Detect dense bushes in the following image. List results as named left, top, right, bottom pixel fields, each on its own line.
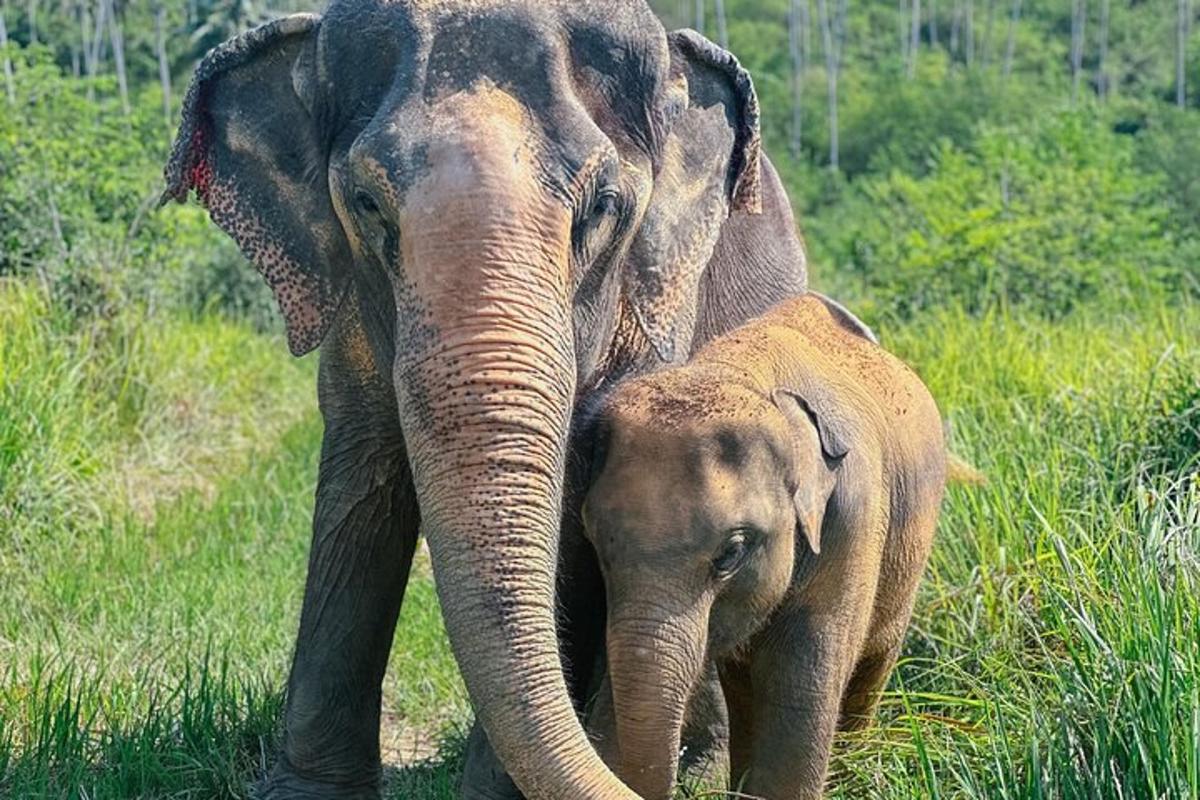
left=804, top=109, right=1199, bottom=320
left=0, top=47, right=274, bottom=329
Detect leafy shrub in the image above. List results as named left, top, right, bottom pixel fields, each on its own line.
left=810, top=111, right=1198, bottom=319
left=1138, top=106, right=1200, bottom=234
left=1142, top=359, right=1200, bottom=478
left=0, top=46, right=273, bottom=328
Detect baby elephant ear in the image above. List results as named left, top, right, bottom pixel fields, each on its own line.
left=163, top=14, right=351, bottom=356
left=772, top=389, right=850, bottom=555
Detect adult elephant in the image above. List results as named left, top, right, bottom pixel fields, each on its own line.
left=163, top=1, right=807, bottom=798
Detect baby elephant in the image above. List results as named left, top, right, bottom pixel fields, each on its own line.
left=583, top=294, right=948, bottom=800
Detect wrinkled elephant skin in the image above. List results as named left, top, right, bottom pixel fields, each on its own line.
left=163, top=2, right=808, bottom=798
left=585, top=294, right=947, bottom=799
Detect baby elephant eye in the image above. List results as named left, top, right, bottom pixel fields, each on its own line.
left=712, top=532, right=751, bottom=579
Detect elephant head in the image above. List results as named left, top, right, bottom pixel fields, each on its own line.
left=582, top=372, right=844, bottom=799
left=163, top=2, right=765, bottom=796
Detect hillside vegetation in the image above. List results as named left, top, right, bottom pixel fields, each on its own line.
left=1, top=0, right=1197, bottom=797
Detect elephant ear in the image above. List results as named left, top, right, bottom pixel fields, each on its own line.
left=162, top=14, right=351, bottom=357
left=810, top=291, right=880, bottom=345
left=771, top=388, right=849, bottom=556
left=625, top=29, right=763, bottom=364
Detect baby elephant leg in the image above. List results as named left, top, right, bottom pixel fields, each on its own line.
left=582, top=671, right=622, bottom=770
left=739, top=612, right=866, bottom=800
left=839, top=640, right=903, bottom=731
left=840, top=501, right=940, bottom=732
left=679, top=662, right=731, bottom=784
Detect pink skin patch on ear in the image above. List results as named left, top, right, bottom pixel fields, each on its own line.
left=187, top=128, right=215, bottom=202
left=190, top=153, right=333, bottom=354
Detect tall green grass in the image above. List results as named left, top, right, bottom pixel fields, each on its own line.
left=0, top=281, right=464, bottom=798
left=1, top=279, right=1197, bottom=798
left=822, top=302, right=1200, bottom=800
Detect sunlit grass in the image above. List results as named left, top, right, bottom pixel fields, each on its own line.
left=1, top=282, right=1196, bottom=798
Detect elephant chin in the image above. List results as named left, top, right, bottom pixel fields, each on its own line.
left=607, top=603, right=710, bottom=800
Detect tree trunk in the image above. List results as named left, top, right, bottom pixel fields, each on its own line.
left=715, top=0, right=728, bottom=47
left=89, top=0, right=106, bottom=76
left=1097, top=0, right=1109, bottom=98
left=155, top=2, right=171, bottom=127
left=817, top=0, right=843, bottom=171
left=26, top=0, right=36, bottom=44
left=0, top=6, right=15, bottom=106
left=930, top=0, right=939, bottom=48
left=789, top=0, right=807, bottom=157
left=1071, top=0, right=1086, bottom=104
left=66, top=0, right=80, bottom=77
left=950, top=0, right=961, bottom=55
left=909, top=0, right=921, bottom=77
left=965, top=0, right=975, bottom=65
left=1003, top=0, right=1022, bottom=77
left=981, top=0, right=996, bottom=66
left=1178, top=0, right=1190, bottom=107
left=105, top=0, right=128, bottom=115
left=695, top=0, right=704, bottom=34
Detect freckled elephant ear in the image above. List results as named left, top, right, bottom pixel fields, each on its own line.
left=162, top=13, right=351, bottom=357
left=625, top=28, right=763, bottom=364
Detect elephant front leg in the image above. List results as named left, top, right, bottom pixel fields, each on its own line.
left=740, top=609, right=868, bottom=800
left=262, top=421, right=419, bottom=800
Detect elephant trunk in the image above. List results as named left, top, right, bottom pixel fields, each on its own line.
left=607, top=598, right=710, bottom=800
left=393, top=202, right=637, bottom=798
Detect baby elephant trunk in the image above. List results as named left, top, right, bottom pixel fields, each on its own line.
left=606, top=599, right=710, bottom=800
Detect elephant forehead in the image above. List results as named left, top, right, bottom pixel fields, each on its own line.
left=322, top=0, right=666, bottom=151
left=611, top=370, right=772, bottom=431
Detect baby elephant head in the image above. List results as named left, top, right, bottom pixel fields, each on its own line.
left=582, top=374, right=848, bottom=799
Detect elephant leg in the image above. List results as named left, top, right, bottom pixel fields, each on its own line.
left=718, top=657, right=755, bottom=791
left=839, top=641, right=902, bottom=731
left=263, top=405, right=418, bottom=799
left=740, top=597, right=878, bottom=800
left=582, top=670, right=621, bottom=770
left=679, top=661, right=730, bottom=784
left=460, top=722, right=525, bottom=800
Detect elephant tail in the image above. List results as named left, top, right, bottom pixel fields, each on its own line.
left=947, top=453, right=987, bottom=487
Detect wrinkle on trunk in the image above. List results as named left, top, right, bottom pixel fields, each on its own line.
left=392, top=220, right=638, bottom=797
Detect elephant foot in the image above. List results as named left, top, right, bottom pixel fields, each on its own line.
left=258, top=758, right=381, bottom=800
left=458, top=721, right=526, bottom=800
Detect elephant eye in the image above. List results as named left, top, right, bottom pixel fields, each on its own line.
left=355, top=190, right=382, bottom=218
left=571, top=182, right=626, bottom=257
left=591, top=189, right=620, bottom=220
left=352, top=189, right=399, bottom=264
left=712, top=531, right=752, bottom=579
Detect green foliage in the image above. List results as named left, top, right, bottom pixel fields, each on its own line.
left=1, top=1, right=1199, bottom=798
left=812, top=111, right=1199, bottom=320
left=1138, top=106, right=1200, bottom=232
left=0, top=46, right=276, bottom=329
